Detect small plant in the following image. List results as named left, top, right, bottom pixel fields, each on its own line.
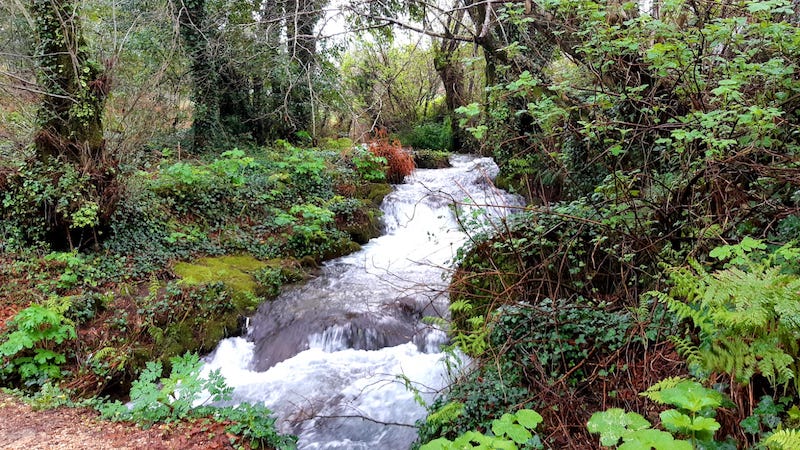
left=217, top=402, right=297, bottom=450
left=587, top=408, right=692, bottom=450
left=639, top=378, right=725, bottom=444
left=421, top=408, right=543, bottom=449
left=22, top=381, right=77, bottom=410
left=351, top=144, right=387, bottom=182
left=44, top=251, right=102, bottom=290
left=98, top=352, right=296, bottom=448
left=588, top=377, right=800, bottom=449
left=589, top=378, right=725, bottom=448
left=0, top=299, right=76, bottom=386
left=99, top=352, right=232, bottom=425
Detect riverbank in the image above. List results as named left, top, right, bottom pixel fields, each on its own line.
left=0, top=391, right=236, bottom=449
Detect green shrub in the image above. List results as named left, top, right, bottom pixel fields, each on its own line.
left=420, top=408, right=543, bottom=450
left=400, top=121, right=453, bottom=152
left=219, top=402, right=297, bottom=449
left=99, top=352, right=231, bottom=425
left=351, top=145, right=387, bottom=182
left=415, top=362, right=531, bottom=447
left=0, top=299, right=76, bottom=386
left=650, top=239, right=800, bottom=389
left=98, top=352, right=296, bottom=448
left=0, top=159, right=96, bottom=250
left=489, top=298, right=633, bottom=382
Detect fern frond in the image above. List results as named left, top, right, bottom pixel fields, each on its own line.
left=669, top=336, right=701, bottom=369
left=640, top=376, right=686, bottom=403
left=92, top=346, right=118, bottom=362
left=449, top=299, right=473, bottom=313
left=764, top=429, right=800, bottom=450
left=427, top=401, right=464, bottom=425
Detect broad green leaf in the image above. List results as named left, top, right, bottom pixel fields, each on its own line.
left=493, top=414, right=532, bottom=444
left=515, top=409, right=543, bottom=430
left=419, top=437, right=452, bottom=450
left=660, top=409, right=693, bottom=432
left=587, top=408, right=650, bottom=446
left=652, top=380, right=723, bottom=412
left=619, top=429, right=693, bottom=450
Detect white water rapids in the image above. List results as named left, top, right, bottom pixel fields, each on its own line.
left=200, top=155, right=523, bottom=449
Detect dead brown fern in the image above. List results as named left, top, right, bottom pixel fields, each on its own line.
left=367, top=129, right=415, bottom=183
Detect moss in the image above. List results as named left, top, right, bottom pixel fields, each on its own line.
left=413, top=150, right=451, bottom=169
left=341, top=208, right=382, bottom=244
left=323, top=238, right=362, bottom=260
left=358, top=182, right=392, bottom=207
left=174, top=255, right=309, bottom=311
left=175, top=255, right=265, bottom=295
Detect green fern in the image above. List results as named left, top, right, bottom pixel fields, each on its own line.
left=426, top=401, right=464, bottom=425
left=448, top=299, right=473, bottom=313
left=650, top=240, right=800, bottom=389
left=764, top=429, right=800, bottom=450
left=640, top=376, right=685, bottom=401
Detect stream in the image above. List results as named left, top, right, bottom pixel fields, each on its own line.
left=201, top=155, right=523, bottom=449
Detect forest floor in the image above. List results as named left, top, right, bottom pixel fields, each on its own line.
left=0, top=391, right=236, bottom=449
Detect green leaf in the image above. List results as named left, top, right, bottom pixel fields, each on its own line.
left=655, top=381, right=723, bottom=412
left=660, top=409, right=693, bottom=432
left=419, top=437, right=452, bottom=450
left=514, top=409, right=543, bottom=430
left=587, top=408, right=651, bottom=446
left=492, top=414, right=532, bottom=444
left=619, top=429, right=693, bottom=450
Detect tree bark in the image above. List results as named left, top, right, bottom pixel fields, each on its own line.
left=31, top=0, right=116, bottom=249
left=179, top=0, right=222, bottom=150
left=32, top=0, right=107, bottom=164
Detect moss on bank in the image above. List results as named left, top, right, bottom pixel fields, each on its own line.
left=413, top=150, right=451, bottom=169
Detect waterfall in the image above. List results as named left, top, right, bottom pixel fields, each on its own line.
left=201, top=155, right=523, bottom=449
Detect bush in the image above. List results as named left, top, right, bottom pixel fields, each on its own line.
left=399, top=121, right=453, bottom=152
left=98, top=352, right=296, bottom=448
left=0, top=299, right=76, bottom=386
left=490, top=298, right=633, bottom=382
left=367, top=130, right=415, bottom=183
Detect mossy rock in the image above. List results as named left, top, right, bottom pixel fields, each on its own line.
left=413, top=150, right=451, bottom=169
left=340, top=207, right=382, bottom=244
left=174, top=255, right=303, bottom=313
left=358, top=182, right=392, bottom=207
left=322, top=238, right=362, bottom=261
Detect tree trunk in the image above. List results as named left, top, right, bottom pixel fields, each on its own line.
left=435, top=48, right=477, bottom=153
left=32, top=0, right=107, bottom=163
left=435, top=1, right=479, bottom=153
left=31, top=0, right=116, bottom=249
left=179, top=0, right=222, bottom=150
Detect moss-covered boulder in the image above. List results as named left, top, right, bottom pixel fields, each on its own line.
left=413, top=150, right=451, bottom=169
left=358, top=182, right=392, bottom=207
left=173, top=255, right=304, bottom=312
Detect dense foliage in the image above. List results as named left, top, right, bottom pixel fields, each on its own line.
left=3, top=0, right=800, bottom=448
left=409, top=0, right=800, bottom=448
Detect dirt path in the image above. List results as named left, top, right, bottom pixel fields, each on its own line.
left=0, top=392, right=236, bottom=449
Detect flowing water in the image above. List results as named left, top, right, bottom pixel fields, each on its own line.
left=201, top=155, right=523, bottom=449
